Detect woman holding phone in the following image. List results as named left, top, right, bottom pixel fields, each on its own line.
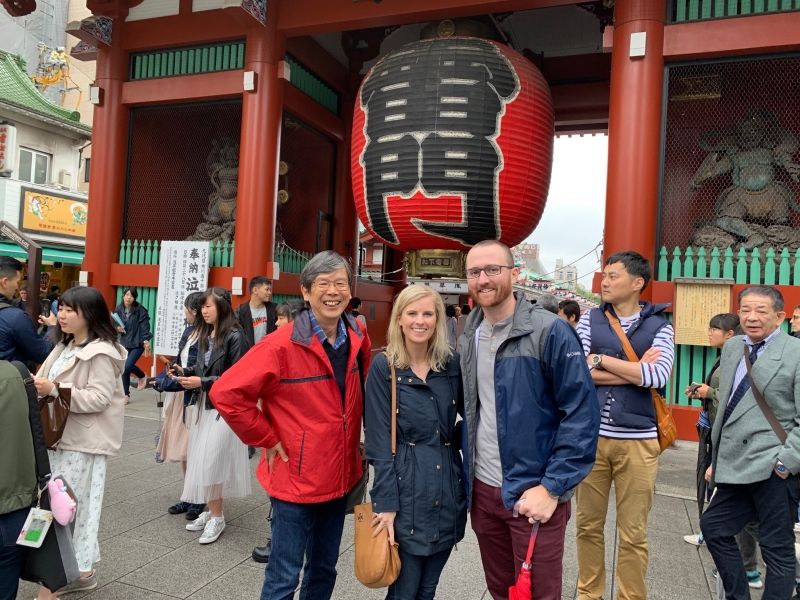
left=33, top=286, right=127, bottom=598
left=171, top=287, right=251, bottom=544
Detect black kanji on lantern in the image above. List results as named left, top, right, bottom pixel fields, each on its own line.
left=358, top=38, right=519, bottom=246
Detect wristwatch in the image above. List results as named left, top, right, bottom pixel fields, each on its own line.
left=590, top=354, right=604, bottom=370
left=775, top=460, right=789, bottom=476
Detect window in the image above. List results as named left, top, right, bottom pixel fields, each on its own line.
left=18, top=148, right=51, bottom=184
left=372, top=244, right=383, bottom=264
left=83, top=157, right=90, bottom=183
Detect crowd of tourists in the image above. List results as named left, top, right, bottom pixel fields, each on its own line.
left=1, top=244, right=800, bottom=600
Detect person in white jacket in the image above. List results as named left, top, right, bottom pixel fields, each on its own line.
left=33, top=286, right=127, bottom=599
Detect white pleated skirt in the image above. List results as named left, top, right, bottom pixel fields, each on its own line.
left=181, top=401, right=251, bottom=504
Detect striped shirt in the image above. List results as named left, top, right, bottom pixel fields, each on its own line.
left=577, top=310, right=675, bottom=440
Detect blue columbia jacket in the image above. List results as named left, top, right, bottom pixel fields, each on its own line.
left=458, top=292, right=599, bottom=509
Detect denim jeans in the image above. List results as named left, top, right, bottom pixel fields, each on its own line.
left=260, top=495, right=347, bottom=600
left=0, top=508, right=29, bottom=600
left=386, top=547, right=452, bottom=600
left=122, top=346, right=145, bottom=396
left=701, top=473, right=798, bottom=600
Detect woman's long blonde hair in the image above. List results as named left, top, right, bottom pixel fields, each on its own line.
left=385, top=285, right=452, bottom=372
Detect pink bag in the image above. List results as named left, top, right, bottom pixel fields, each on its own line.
left=47, top=478, right=76, bottom=526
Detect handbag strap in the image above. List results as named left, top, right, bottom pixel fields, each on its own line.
left=743, top=345, right=787, bottom=445
left=11, top=361, right=52, bottom=482
left=604, top=310, right=659, bottom=405
left=390, top=361, right=397, bottom=457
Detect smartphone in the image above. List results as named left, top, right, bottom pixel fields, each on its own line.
left=688, top=382, right=702, bottom=394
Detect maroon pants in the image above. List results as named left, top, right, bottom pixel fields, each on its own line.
left=471, top=479, right=571, bottom=600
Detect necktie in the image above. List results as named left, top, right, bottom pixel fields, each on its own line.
left=721, top=341, right=765, bottom=426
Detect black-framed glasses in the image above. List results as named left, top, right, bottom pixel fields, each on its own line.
left=465, top=265, right=515, bottom=279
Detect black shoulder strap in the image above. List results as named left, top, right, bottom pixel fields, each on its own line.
left=744, top=347, right=787, bottom=445
left=10, top=361, right=51, bottom=482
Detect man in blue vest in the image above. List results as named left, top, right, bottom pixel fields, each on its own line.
left=575, top=250, right=675, bottom=600
left=0, top=256, right=53, bottom=365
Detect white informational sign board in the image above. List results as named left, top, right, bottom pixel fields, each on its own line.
left=154, top=241, right=210, bottom=356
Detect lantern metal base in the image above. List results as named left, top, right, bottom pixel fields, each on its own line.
left=406, top=249, right=466, bottom=279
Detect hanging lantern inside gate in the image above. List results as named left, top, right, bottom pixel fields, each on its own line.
left=351, top=36, right=554, bottom=255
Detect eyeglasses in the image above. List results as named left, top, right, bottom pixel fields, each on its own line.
left=465, top=265, right=515, bottom=279
left=313, top=279, right=350, bottom=291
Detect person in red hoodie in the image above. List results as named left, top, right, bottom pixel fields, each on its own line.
left=212, top=251, right=371, bottom=600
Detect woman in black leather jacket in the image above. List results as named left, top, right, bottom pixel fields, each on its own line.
left=171, top=287, right=252, bottom=545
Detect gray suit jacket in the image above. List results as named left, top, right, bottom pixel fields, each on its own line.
left=711, top=330, right=800, bottom=484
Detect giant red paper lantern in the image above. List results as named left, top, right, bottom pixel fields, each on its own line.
left=352, top=37, right=554, bottom=251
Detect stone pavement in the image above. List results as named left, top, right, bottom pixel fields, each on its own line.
left=17, top=389, right=744, bottom=600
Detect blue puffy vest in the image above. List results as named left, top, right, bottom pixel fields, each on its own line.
left=589, top=303, right=670, bottom=430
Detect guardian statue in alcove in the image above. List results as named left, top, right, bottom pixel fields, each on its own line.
left=690, top=109, right=800, bottom=251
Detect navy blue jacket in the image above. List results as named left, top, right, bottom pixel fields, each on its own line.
left=0, top=295, right=53, bottom=364
left=114, top=303, right=151, bottom=349
left=459, top=293, right=599, bottom=509
left=365, top=352, right=467, bottom=556
left=588, top=302, right=670, bottom=430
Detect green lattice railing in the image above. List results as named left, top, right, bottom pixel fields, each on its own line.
left=658, top=245, right=796, bottom=407
left=130, top=41, right=246, bottom=80
left=657, top=246, right=800, bottom=285
left=117, top=239, right=312, bottom=273
left=671, top=0, right=800, bottom=22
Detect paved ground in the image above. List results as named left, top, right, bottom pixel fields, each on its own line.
left=17, top=389, right=747, bottom=600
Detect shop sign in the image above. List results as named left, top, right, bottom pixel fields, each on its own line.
left=153, top=241, right=211, bottom=355
left=19, top=187, right=88, bottom=239
left=0, top=123, right=16, bottom=174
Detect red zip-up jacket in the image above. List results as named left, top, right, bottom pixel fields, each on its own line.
left=211, top=309, right=371, bottom=504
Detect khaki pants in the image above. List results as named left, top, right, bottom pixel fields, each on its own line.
left=576, top=437, right=660, bottom=600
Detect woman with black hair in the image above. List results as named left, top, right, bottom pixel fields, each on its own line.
left=32, top=286, right=128, bottom=598
left=172, top=287, right=251, bottom=545
left=156, top=291, right=204, bottom=519
left=114, top=287, right=152, bottom=403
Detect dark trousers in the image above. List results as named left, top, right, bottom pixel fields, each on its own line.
left=0, top=508, right=29, bottom=600
left=122, top=346, right=145, bottom=396
left=386, top=547, right=452, bottom=600
left=471, top=479, right=570, bottom=600
left=700, top=473, right=798, bottom=600
left=260, top=495, right=346, bottom=600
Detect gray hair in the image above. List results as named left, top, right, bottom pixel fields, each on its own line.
left=738, top=285, right=784, bottom=312
left=299, top=251, right=352, bottom=290
left=538, top=294, right=559, bottom=314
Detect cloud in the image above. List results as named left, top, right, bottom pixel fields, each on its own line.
left=526, top=134, right=607, bottom=283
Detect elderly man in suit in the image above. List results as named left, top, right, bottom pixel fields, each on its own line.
left=701, top=285, right=800, bottom=600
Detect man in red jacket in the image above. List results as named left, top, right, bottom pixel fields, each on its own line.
left=212, top=251, right=371, bottom=600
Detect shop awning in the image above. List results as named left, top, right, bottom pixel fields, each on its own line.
left=0, top=242, right=84, bottom=265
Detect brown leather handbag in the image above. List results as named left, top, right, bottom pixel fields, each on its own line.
left=354, top=361, right=401, bottom=588
left=605, top=311, right=677, bottom=453
left=38, top=385, right=71, bottom=449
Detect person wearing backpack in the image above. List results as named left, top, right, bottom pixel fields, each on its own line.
left=0, top=360, right=38, bottom=600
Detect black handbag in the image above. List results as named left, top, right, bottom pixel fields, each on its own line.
left=12, top=361, right=81, bottom=592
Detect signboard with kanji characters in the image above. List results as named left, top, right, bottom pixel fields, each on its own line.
left=154, top=241, right=211, bottom=355
left=352, top=37, right=554, bottom=251
left=0, top=123, right=16, bottom=174
left=19, top=187, right=87, bottom=239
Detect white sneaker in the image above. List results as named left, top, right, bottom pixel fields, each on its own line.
left=794, top=522, right=800, bottom=534
left=683, top=533, right=704, bottom=546
left=186, top=510, right=211, bottom=531
left=199, top=516, right=225, bottom=544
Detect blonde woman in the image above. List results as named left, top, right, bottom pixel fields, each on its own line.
left=365, top=285, right=466, bottom=600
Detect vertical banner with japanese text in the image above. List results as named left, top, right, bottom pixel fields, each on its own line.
left=154, top=241, right=210, bottom=356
